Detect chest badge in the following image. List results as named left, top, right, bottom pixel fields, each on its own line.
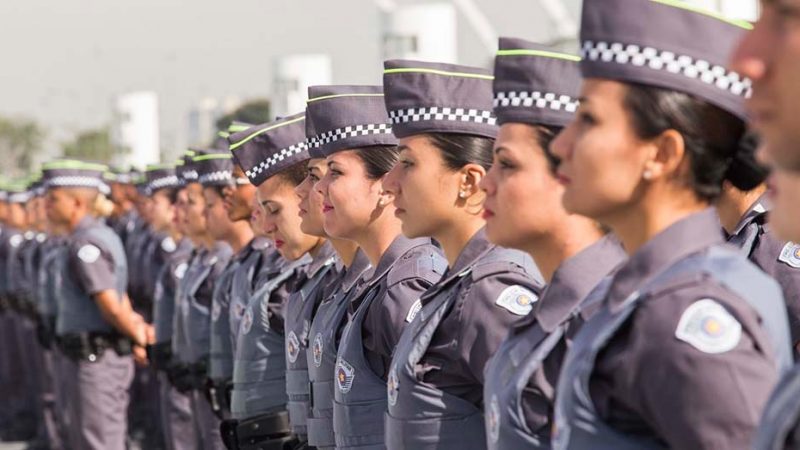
left=779, top=242, right=800, bottom=269
left=211, top=300, right=222, bottom=323
left=488, top=396, right=500, bottom=443
left=495, top=285, right=538, bottom=316
left=312, top=333, right=324, bottom=367
left=387, top=368, right=400, bottom=406
left=675, top=298, right=742, bottom=354
left=336, top=358, right=355, bottom=394
left=241, top=308, right=254, bottom=335
left=287, top=331, right=301, bottom=364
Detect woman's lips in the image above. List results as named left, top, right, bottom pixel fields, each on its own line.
left=556, top=172, right=571, bottom=185
left=274, top=239, right=285, bottom=248
left=482, top=208, right=494, bottom=219
left=322, top=203, right=334, bottom=213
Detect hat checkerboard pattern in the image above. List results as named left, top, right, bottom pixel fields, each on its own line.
left=148, top=174, right=182, bottom=191
left=245, top=141, right=308, bottom=180
left=388, top=107, right=496, bottom=127
left=307, top=123, right=393, bottom=149
left=493, top=91, right=579, bottom=113
left=198, top=170, right=232, bottom=185
left=580, top=40, right=752, bottom=98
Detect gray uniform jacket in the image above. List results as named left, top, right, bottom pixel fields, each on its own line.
left=553, top=209, right=791, bottom=449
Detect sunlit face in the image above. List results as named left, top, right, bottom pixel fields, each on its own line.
left=6, top=203, right=27, bottom=229
left=315, top=150, right=384, bottom=241
left=45, top=188, right=74, bottom=227
left=203, top=186, right=233, bottom=241
left=149, top=190, right=175, bottom=233
left=295, top=158, right=328, bottom=237
left=173, top=188, right=189, bottom=236
left=183, top=183, right=208, bottom=237
left=250, top=193, right=267, bottom=237
left=110, top=182, right=127, bottom=207
left=222, top=166, right=255, bottom=222
left=550, top=79, right=651, bottom=223
left=383, top=135, right=465, bottom=238
left=481, top=123, right=566, bottom=248
left=257, top=175, right=320, bottom=260
left=731, top=0, right=800, bottom=171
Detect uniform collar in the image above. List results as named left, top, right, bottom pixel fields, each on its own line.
left=607, top=208, right=724, bottom=311
left=533, top=235, right=627, bottom=332
left=448, top=228, right=494, bottom=277
left=251, top=236, right=271, bottom=251
left=341, top=248, right=372, bottom=293
left=368, top=235, right=432, bottom=285
left=730, top=193, right=770, bottom=237
left=306, top=240, right=337, bottom=278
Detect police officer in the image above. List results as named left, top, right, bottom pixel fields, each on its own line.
left=479, top=39, right=627, bottom=449
left=712, top=136, right=800, bottom=356
left=207, top=129, right=286, bottom=422
left=43, top=159, right=145, bottom=450
left=549, top=1, right=792, bottom=448
left=378, top=59, right=543, bottom=449
left=216, top=112, right=325, bottom=449
left=308, top=85, right=447, bottom=449
left=285, top=125, right=358, bottom=447
left=172, top=149, right=233, bottom=450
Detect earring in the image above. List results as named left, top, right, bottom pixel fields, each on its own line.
left=459, top=191, right=467, bottom=199
left=378, top=198, right=386, bottom=207
left=643, top=170, right=653, bottom=180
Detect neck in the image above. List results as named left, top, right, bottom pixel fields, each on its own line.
left=307, top=237, right=327, bottom=259
left=608, top=193, right=706, bottom=255
left=330, top=237, right=359, bottom=268
left=225, top=221, right=254, bottom=253
left=717, top=185, right=767, bottom=234
left=434, top=216, right=485, bottom=268
left=355, top=212, right=404, bottom=267
left=67, top=212, right=89, bottom=232
left=527, top=216, right=604, bottom=282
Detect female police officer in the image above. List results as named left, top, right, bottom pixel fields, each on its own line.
left=550, top=1, right=792, bottom=448
left=379, top=60, right=543, bottom=449
left=480, top=38, right=627, bottom=449
left=308, top=85, right=446, bottom=449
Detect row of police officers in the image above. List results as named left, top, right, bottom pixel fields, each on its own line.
left=3, top=0, right=800, bottom=448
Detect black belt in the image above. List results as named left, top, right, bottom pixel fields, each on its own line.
left=167, top=360, right=208, bottom=393
left=220, top=411, right=297, bottom=450
left=146, top=341, right=173, bottom=371
left=58, top=332, right=133, bottom=362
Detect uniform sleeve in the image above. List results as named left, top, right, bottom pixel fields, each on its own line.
left=68, top=239, right=118, bottom=295
left=753, top=234, right=800, bottom=345
left=618, top=284, right=778, bottom=449
left=458, top=273, right=540, bottom=384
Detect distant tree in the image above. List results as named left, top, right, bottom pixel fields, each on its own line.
left=0, top=116, right=46, bottom=178
left=62, top=127, right=123, bottom=164
left=214, top=99, right=271, bottom=138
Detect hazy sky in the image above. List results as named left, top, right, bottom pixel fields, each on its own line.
left=0, top=0, right=583, bottom=159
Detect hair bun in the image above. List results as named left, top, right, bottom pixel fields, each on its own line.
left=724, top=132, right=769, bottom=191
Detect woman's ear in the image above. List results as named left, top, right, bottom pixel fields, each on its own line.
left=377, top=178, right=396, bottom=208
left=459, top=163, right=487, bottom=198
left=643, top=129, right=686, bottom=181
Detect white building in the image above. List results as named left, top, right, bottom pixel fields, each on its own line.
left=272, top=54, right=333, bottom=118
left=382, top=3, right=458, bottom=63
left=186, top=96, right=242, bottom=148
left=111, top=91, right=160, bottom=169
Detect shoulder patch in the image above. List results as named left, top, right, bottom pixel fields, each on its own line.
left=495, top=285, right=538, bottom=316
left=336, top=358, right=356, bottom=393
left=312, top=333, right=324, bottom=367
left=161, top=237, right=177, bottom=253
left=778, top=242, right=800, bottom=269
left=405, top=298, right=423, bottom=323
left=77, top=244, right=101, bottom=263
left=9, top=235, right=23, bottom=248
left=174, top=262, right=188, bottom=279
left=675, top=299, right=742, bottom=354
left=287, top=331, right=301, bottom=363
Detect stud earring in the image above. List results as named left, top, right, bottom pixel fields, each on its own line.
left=459, top=191, right=467, bottom=199
left=643, top=170, right=653, bottom=180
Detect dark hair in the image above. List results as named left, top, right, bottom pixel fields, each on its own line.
left=153, top=187, right=181, bottom=205
left=623, top=83, right=745, bottom=201
left=724, top=131, right=769, bottom=191
left=424, top=133, right=495, bottom=171
left=354, top=146, right=401, bottom=179
left=275, top=161, right=308, bottom=186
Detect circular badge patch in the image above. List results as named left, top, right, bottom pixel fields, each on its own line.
left=675, top=298, right=742, bottom=354
left=77, top=244, right=101, bottom=263
left=488, top=396, right=500, bottom=443
left=287, top=331, right=301, bottom=364
left=174, top=262, right=188, bottom=279
left=161, top=237, right=177, bottom=253
left=387, top=368, right=399, bottom=407
left=312, top=333, right=324, bottom=367
left=241, top=308, right=254, bottom=335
